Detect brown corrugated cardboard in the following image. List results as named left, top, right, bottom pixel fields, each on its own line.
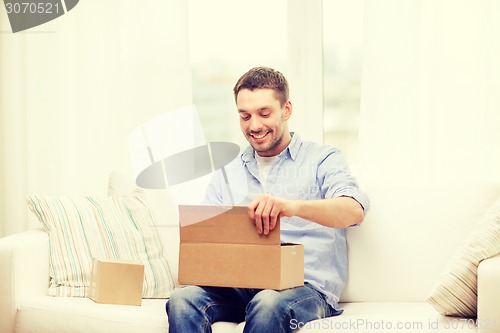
left=89, top=258, right=144, bottom=306
left=178, top=205, right=304, bottom=290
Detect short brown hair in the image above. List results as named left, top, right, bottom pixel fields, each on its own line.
left=233, top=67, right=289, bottom=106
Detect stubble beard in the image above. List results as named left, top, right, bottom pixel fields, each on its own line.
left=248, top=130, right=284, bottom=157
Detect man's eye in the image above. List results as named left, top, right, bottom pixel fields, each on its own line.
left=241, top=115, right=250, bottom=121
left=261, top=113, right=270, bottom=117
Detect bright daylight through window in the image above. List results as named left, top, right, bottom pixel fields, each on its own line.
left=323, top=0, right=364, bottom=167
left=188, top=0, right=288, bottom=149
left=189, top=0, right=364, bottom=166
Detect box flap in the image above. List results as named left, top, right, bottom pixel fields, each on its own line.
left=179, top=205, right=280, bottom=245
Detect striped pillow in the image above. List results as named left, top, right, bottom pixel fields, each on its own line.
left=27, top=192, right=175, bottom=298
left=427, top=197, right=500, bottom=317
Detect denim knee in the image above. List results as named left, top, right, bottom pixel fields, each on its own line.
left=166, top=286, right=214, bottom=333
left=244, top=290, right=291, bottom=332
left=243, top=287, right=330, bottom=333
left=167, top=286, right=203, bottom=315
left=246, top=289, right=287, bottom=314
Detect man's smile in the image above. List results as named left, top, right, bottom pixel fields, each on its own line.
left=250, top=131, right=269, bottom=143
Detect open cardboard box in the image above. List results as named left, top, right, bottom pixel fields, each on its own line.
left=178, top=205, right=304, bottom=290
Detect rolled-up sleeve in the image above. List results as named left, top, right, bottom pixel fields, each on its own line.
left=318, top=148, right=370, bottom=215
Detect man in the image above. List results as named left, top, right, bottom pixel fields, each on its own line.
left=166, top=67, right=370, bottom=333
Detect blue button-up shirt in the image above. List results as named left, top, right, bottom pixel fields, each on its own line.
left=204, top=133, right=370, bottom=310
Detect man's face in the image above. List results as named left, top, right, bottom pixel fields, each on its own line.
left=236, top=88, right=292, bottom=157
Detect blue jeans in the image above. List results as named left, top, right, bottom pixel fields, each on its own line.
left=165, top=283, right=342, bottom=333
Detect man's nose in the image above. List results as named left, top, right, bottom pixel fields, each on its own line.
left=249, top=117, right=263, bottom=132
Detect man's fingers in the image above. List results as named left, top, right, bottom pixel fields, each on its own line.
left=269, top=205, right=280, bottom=231
left=248, top=195, right=284, bottom=235
left=249, top=196, right=266, bottom=234
left=247, top=197, right=259, bottom=223
left=261, top=201, right=273, bottom=235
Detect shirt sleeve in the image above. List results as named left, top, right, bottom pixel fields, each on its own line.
left=317, top=147, right=370, bottom=215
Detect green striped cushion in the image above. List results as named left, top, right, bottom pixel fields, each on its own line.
left=427, top=197, right=500, bottom=317
left=27, top=192, right=174, bottom=298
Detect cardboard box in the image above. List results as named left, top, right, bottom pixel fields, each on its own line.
left=89, top=258, right=144, bottom=306
left=178, top=205, right=304, bottom=290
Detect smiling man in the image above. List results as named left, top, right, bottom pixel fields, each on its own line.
left=166, top=67, right=370, bottom=333
left=237, top=84, right=291, bottom=157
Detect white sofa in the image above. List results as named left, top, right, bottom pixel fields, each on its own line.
left=1, top=180, right=499, bottom=333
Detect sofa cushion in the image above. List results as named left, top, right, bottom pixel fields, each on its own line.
left=26, top=192, right=175, bottom=298
left=427, top=197, right=500, bottom=317
left=17, top=298, right=468, bottom=333
left=342, top=184, right=499, bottom=303
left=299, top=302, right=476, bottom=332
left=16, top=297, right=168, bottom=333
left=16, top=297, right=239, bottom=333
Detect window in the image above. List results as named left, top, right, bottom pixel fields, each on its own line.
left=188, top=0, right=288, bottom=148
left=188, top=0, right=364, bottom=164
left=323, top=0, right=364, bottom=166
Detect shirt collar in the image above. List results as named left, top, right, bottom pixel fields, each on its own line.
left=240, top=132, right=302, bottom=163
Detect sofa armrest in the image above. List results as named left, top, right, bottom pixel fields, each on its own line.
left=0, top=229, right=49, bottom=333
left=478, top=252, right=500, bottom=333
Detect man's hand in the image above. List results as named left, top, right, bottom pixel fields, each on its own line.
left=248, top=195, right=365, bottom=232
left=247, top=194, right=296, bottom=235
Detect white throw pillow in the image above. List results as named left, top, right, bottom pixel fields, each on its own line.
left=27, top=191, right=175, bottom=298
left=427, top=197, right=500, bottom=317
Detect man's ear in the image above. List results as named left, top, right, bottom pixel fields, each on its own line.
left=283, top=100, right=292, bottom=120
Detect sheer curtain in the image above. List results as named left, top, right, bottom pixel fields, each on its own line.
left=342, top=0, right=500, bottom=302
left=359, top=0, right=500, bottom=188
left=0, top=1, right=191, bottom=236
